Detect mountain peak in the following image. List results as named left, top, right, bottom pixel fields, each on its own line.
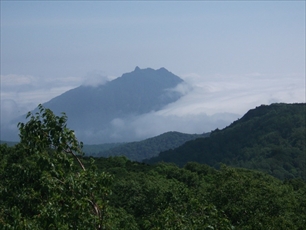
left=35, top=67, right=184, bottom=143
left=158, top=67, right=167, bottom=71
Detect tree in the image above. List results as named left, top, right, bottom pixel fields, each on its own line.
left=0, top=104, right=112, bottom=229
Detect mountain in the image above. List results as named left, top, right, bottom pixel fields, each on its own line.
left=144, top=103, right=306, bottom=180
left=0, top=140, right=18, bottom=147
left=83, top=131, right=210, bottom=161
left=37, top=67, right=184, bottom=144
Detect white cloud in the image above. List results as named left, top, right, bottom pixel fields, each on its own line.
left=129, top=112, right=238, bottom=139
left=0, top=74, right=84, bottom=121
left=166, top=81, right=193, bottom=96
left=82, top=71, right=303, bottom=143
left=0, top=99, right=20, bottom=123
left=0, top=71, right=110, bottom=123
left=161, top=72, right=305, bottom=116
left=74, top=112, right=239, bottom=144
left=1, top=74, right=35, bottom=86
left=1, top=71, right=305, bottom=143
left=82, top=71, right=109, bottom=87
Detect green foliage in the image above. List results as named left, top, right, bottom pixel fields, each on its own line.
left=207, top=165, right=304, bottom=229
left=104, top=160, right=233, bottom=230
left=86, top=157, right=306, bottom=229
left=1, top=104, right=306, bottom=229
left=0, top=104, right=112, bottom=229
left=145, top=103, right=306, bottom=181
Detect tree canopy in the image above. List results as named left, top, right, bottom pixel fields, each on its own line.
left=0, top=105, right=112, bottom=229
left=1, top=104, right=306, bottom=229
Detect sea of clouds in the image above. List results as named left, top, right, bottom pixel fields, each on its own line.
left=1, top=71, right=304, bottom=143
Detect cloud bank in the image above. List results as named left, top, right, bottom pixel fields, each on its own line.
left=0, top=71, right=109, bottom=122
left=74, top=112, right=239, bottom=144
left=1, top=71, right=305, bottom=143
left=82, top=70, right=109, bottom=87
left=72, top=71, right=305, bottom=144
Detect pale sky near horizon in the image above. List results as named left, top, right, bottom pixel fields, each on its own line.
left=1, top=1, right=305, bottom=142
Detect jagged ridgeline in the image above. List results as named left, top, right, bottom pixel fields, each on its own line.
left=40, top=67, right=184, bottom=144
left=145, top=103, right=306, bottom=180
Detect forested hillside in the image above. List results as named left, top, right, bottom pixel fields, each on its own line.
left=85, top=131, right=209, bottom=161
left=85, top=156, right=306, bottom=229
left=145, top=103, right=306, bottom=180
left=1, top=104, right=306, bottom=229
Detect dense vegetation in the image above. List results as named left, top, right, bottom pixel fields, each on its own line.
left=85, top=131, right=209, bottom=161
left=0, top=106, right=112, bottom=229
left=145, top=103, right=306, bottom=181
left=88, top=156, right=306, bottom=229
left=1, top=103, right=306, bottom=229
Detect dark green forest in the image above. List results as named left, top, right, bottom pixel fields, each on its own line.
left=1, top=103, right=306, bottom=229
left=85, top=156, right=306, bottom=229
left=145, top=103, right=306, bottom=181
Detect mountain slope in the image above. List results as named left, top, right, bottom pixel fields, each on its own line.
left=40, top=67, right=184, bottom=144
left=84, top=131, right=210, bottom=161
left=144, top=103, right=306, bottom=180
left=45, top=67, right=183, bottom=119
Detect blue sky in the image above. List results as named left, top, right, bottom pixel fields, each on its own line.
left=1, top=1, right=304, bottom=77
left=1, top=1, right=305, bottom=141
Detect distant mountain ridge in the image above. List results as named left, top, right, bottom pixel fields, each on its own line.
left=1, top=130, right=210, bottom=161
left=38, top=67, right=184, bottom=144
left=84, top=131, right=210, bottom=161
left=45, top=67, right=183, bottom=117
left=145, top=103, right=306, bottom=180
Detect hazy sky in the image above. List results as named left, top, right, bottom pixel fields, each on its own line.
left=1, top=1, right=305, bottom=142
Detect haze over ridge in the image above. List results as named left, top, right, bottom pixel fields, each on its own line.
left=1, top=65, right=304, bottom=144
left=1, top=1, right=305, bottom=143
left=2, top=67, right=232, bottom=144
